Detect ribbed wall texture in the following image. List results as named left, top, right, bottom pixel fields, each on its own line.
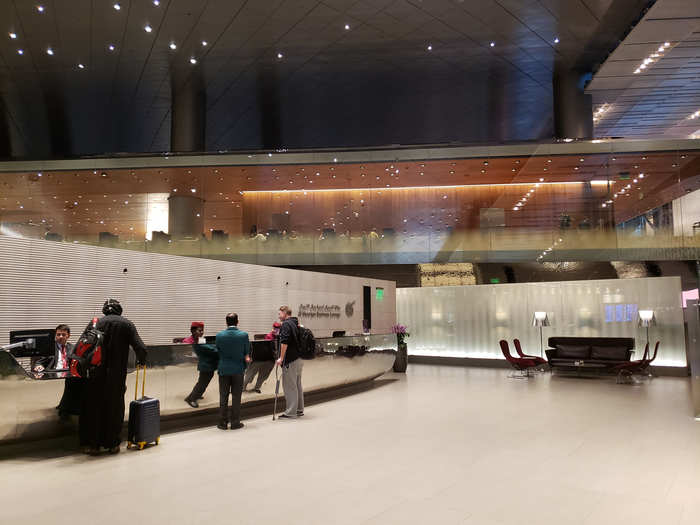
left=0, top=236, right=396, bottom=346
left=397, top=277, right=686, bottom=367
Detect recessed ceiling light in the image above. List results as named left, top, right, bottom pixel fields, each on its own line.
left=78, top=63, right=85, bottom=69
left=277, top=52, right=283, bottom=59
left=113, top=3, right=121, bottom=10
left=344, top=23, right=350, bottom=30
left=169, top=42, right=177, bottom=50
left=489, top=42, right=495, bottom=47
left=17, top=49, right=23, bottom=55
left=108, top=44, right=115, bottom=51
left=427, top=44, right=432, bottom=51
left=37, top=5, right=45, bottom=13
left=201, top=40, right=207, bottom=46
left=554, top=37, right=559, bottom=44
left=9, top=32, right=17, bottom=39
left=189, top=57, right=197, bottom=64
left=153, top=0, right=160, bottom=5
left=144, top=24, right=153, bottom=33
left=46, top=47, right=54, bottom=56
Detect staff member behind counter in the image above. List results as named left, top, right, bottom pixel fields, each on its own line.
left=33, top=324, right=84, bottom=420
left=184, top=322, right=218, bottom=408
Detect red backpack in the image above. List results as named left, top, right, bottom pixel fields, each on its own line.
left=70, top=317, right=104, bottom=378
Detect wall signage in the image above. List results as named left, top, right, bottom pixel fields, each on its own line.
left=298, top=304, right=342, bottom=319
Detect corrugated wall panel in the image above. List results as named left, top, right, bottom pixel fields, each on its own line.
left=0, top=236, right=396, bottom=345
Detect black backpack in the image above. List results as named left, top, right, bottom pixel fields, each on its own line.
left=297, top=326, right=316, bottom=360
left=69, top=317, right=105, bottom=378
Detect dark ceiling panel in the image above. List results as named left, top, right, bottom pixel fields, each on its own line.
left=0, top=0, right=653, bottom=158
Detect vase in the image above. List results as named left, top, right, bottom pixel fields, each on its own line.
left=393, top=341, right=408, bottom=373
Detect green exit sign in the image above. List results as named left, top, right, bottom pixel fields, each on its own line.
left=376, top=288, right=384, bottom=301
left=490, top=278, right=500, bottom=284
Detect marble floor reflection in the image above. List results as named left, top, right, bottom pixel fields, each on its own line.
left=2, top=365, right=700, bottom=525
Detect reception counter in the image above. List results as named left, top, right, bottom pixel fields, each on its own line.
left=0, top=334, right=397, bottom=444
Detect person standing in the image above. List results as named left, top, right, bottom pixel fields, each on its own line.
left=276, top=306, right=304, bottom=419
left=79, top=299, right=147, bottom=455
left=216, top=313, right=251, bottom=430
left=34, top=324, right=84, bottom=420
left=183, top=322, right=218, bottom=408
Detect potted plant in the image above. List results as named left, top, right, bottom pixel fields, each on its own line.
left=392, top=324, right=409, bottom=373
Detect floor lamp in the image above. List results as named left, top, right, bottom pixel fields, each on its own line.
left=638, top=310, right=655, bottom=351
left=532, top=311, right=550, bottom=358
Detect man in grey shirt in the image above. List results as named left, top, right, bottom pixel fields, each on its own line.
left=275, top=306, right=304, bottom=419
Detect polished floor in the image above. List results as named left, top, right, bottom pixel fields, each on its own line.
left=2, top=365, right=700, bottom=525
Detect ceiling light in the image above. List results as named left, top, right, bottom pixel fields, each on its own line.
left=17, top=49, right=23, bottom=55
left=78, top=63, right=85, bottom=69
left=277, top=52, right=283, bottom=59
left=37, top=5, right=45, bottom=13
left=113, top=3, right=121, bottom=10
left=169, top=42, right=177, bottom=50
left=189, top=57, right=197, bottom=64
left=554, top=37, right=559, bottom=44
left=46, top=47, right=54, bottom=55
left=489, top=42, right=495, bottom=47
left=9, top=32, right=17, bottom=39
left=427, top=44, right=432, bottom=51
left=153, top=0, right=160, bottom=5
left=191, top=188, right=196, bottom=193
left=108, top=44, right=115, bottom=51
left=144, top=24, right=153, bottom=33
left=664, top=42, right=670, bottom=47
left=201, top=40, right=207, bottom=46
left=344, top=24, right=350, bottom=30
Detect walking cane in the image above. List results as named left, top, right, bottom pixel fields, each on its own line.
left=272, top=364, right=280, bottom=420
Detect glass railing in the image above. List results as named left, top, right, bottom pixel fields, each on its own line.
left=1, top=138, right=699, bottom=264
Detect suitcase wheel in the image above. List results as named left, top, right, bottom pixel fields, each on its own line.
left=138, top=442, right=146, bottom=450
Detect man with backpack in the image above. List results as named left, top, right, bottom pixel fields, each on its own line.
left=276, top=306, right=305, bottom=419
left=79, top=299, right=147, bottom=455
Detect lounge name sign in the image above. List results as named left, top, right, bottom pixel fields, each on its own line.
left=298, top=304, right=341, bottom=319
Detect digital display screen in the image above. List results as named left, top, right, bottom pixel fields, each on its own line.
left=605, top=303, right=638, bottom=323
left=376, top=288, right=384, bottom=301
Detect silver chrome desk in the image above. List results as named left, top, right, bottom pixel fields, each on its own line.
left=0, top=334, right=397, bottom=444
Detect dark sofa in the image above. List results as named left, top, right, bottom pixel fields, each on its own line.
left=545, top=337, right=634, bottom=371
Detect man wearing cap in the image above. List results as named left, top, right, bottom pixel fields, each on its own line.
left=79, top=299, right=147, bottom=455
left=184, top=322, right=218, bottom=408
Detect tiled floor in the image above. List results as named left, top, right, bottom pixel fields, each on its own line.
left=2, top=365, right=700, bottom=525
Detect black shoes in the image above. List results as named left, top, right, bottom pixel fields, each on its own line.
left=217, top=422, right=228, bottom=430
left=230, top=422, right=244, bottom=430
left=297, top=411, right=304, bottom=417
left=185, top=398, right=199, bottom=408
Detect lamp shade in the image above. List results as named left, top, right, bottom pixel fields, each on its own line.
left=638, top=310, right=655, bottom=327
left=532, top=311, right=550, bottom=327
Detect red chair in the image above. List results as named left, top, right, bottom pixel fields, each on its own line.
left=500, top=340, right=539, bottom=378
left=614, top=342, right=658, bottom=383
left=513, top=339, right=547, bottom=367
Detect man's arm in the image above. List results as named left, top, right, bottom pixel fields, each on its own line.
left=130, top=323, right=148, bottom=365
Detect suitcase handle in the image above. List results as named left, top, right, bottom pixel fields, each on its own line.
left=134, top=364, right=147, bottom=400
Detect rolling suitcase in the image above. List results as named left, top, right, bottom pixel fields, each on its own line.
left=127, top=364, right=160, bottom=450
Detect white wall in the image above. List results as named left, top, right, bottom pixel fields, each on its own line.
left=673, top=188, right=700, bottom=237
left=397, top=277, right=686, bottom=367
left=0, top=236, right=396, bottom=345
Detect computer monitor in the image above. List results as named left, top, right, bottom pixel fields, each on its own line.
left=9, top=329, right=55, bottom=358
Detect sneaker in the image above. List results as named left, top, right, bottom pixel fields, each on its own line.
left=297, top=411, right=304, bottom=417
left=230, top=422, right=245, bottom=430
left=185, top=398, right=199, bottom=408
left=278, top=414, right=296, bottom=420
left=217, top=423, right=228, bottom=430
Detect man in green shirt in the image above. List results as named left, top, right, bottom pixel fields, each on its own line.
left=216, top=313, right=251, bottom=430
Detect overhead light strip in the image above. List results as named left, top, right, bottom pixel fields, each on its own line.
left=241, top=181, right=615, bottom=195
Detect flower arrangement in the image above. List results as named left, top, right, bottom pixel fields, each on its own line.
left=392, top=323, right=410, bottom=346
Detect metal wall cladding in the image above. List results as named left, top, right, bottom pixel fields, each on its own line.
left=0, top=236, right=396, bottom=346
left=397, top=277, right=687, bottom=367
